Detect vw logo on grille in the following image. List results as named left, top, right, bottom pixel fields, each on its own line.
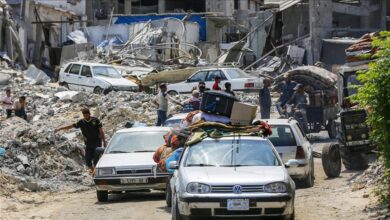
left=232, top=185, right=242, bottom=194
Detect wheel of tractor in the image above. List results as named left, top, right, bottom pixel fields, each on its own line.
left=340, top=150, right=369, bottom=170
left=322, top=143, right=341, bottom=178
left=327, top=119, right=337, bottom=139
left=96, top=190, right=108, bottom=202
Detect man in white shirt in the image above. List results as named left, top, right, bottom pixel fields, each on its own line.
left=153, top=84, right=182, bottom=126
left=2, top=88, right=13, bottom=118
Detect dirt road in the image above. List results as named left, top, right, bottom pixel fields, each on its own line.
left=0, top=138, right=374, bottom=220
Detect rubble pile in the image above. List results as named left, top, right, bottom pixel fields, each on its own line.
left=350, top=160, right=386, bottom=190
left=0, top=69, right=172, bottom=193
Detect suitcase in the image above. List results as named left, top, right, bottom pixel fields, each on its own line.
left=200, top=91, right=238, bottom=117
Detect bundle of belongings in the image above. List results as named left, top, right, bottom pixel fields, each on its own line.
left=345, top=32, right=379, bottom=65
left=153, top=90, right=273, bottom=173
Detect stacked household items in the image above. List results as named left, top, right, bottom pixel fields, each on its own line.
left=345, top=32, right=379, bottom=66
left=153, top=91, right=273, bottom=172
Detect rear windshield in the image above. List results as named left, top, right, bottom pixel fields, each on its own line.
left=268, top=125, right=297, bottom=146
left=225, top=68, right=249, bottom=79
left=185, top=139, right=280, bottom=167
left=107, top=131, right=167, bottom=153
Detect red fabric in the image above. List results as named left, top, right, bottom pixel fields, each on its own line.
left=212, top=82, right=221, bottom=90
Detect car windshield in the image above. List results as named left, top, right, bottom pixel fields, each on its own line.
left=225, top=68, right=249, bottom=79
left=185, top=139, right=280, bottom=167
left=268, top=125, right=297, bottom=146
left=107, top=131, right=167, bottom=153
left=93, top=66, right=122, bottom=78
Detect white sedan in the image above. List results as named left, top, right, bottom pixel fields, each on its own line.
left=166, top=67, right=263, bottom=95
left=94, top=127, right=171, bottom=202
left=267, top=119, right=315, bottom=187
left=59, top=62, right=138, bottom=94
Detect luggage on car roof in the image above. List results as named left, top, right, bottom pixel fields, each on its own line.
left=200, top=91, right=238, bottom=117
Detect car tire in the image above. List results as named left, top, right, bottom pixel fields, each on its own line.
left=327, top=119, right=337, bottom=139
left=166, top=181, right=172, bottom=207
left=301, top=158, right=315, bottom=187
left=62, top=82, right=69, bottom=89
left=340, top=150, right=369, bottom=170
left=168, top=90, right=178, bottom=96
left=94, top=87, right=103, bottom=94
left=172, top=197, right=181, bottom=220
left=322, top=143, right=341, bottom=178
left=96, top=190, right=108, bottom=202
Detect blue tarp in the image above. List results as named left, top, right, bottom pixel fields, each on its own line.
left=114, top=14, right=206, bottom=41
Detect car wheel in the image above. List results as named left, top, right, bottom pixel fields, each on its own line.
left=322, top=143, right=341, bottom=178
left=172, top=196, right=181, bottom=220
left=301, top=158, right=314, bottom=187
left=94, top=87, right=103, bottom=94
left=96, top=190, right=108, bottom=202
left=168, top=90, right=178, bottom=96
left=166, top=181, right=172, bottom=207
left=62, top=82, right=69, bottom=89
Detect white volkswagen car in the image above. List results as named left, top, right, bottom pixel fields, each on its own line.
left=169, top=135, right=295, bottom=219
left=59, top=62, right=138, bottom=94
left=94, top=127, right=171, bottom=202
left=166, top=68, right=263, bottom=95
left=267, top=119, right=314, bottom=187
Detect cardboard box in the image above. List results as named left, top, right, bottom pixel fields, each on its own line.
left=230, top=102, right=258, bottom=126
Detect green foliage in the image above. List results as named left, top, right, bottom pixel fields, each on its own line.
left=353, top=31, right=390, bottom=206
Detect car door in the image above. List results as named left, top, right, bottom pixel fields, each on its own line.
left=79, top=65, right=95, bottom=92
left=267, top=124, right=298, bottom=163
left=67, top=64, right=82, bottom=90
left=204, top=70, right=227, bottom=89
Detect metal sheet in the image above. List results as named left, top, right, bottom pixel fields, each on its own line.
left=264, top=0, right=302, bottom=11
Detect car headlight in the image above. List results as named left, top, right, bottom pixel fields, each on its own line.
left=97, top=168, right=115, bottom=176
left=186, top=182, right=211, bottom=194
left=264, top=182, right=287, bottom=193
left=346, top=135, right=353, bottom=141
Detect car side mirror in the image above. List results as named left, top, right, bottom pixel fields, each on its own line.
left=86, top=74, right=92, bottom=78
left=186, top=79, right=190, bottom=83
left=285, top=159, right=299, bottom=168
left=168, top=161, right=179, bottom=170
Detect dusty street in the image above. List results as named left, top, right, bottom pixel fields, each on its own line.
left=0, top=134, right=375, bottom=220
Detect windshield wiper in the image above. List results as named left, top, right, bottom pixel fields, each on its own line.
left=220, top=164, right=249, bottom=167
left=187, top=164, right=216, bottom=167
left=133, top=150, right=155, bottom=153
left=109, top=150, right=129, bottom=154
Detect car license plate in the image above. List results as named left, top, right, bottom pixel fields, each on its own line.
left=227, top=199, right=249, bottom=211
left=120, top=178, right=148, bottom=184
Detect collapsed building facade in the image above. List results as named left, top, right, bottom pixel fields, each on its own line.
left=1, top=0, right=388, bottom=77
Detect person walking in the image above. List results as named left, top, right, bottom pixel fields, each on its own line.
left=276, top=75, right=297, bottom=117
left=55, top=108, right=107, bottom=173
left=259, top=78, right=272, bottom=119
left=14, top=96, right=27, bottom=120
left=224, top=82, right=235, bottom=96
left=2, top=88, right=13, bottom=118
left=212, top=76, right=221, bottom=90
left=153, top=84, right=182, bottom=126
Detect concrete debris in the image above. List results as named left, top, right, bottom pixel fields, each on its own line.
left=67, top=30, right=88, bottom=44
left=0, top=73, right=11, bottom=85
left=350, top=160, right=386, bottom=190
left=24, top=65, right=51, bottom=85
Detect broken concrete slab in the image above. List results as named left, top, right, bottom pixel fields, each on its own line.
left=54, top=91, right=80, bottom=101
left=24, top=65, right=51, bottom=85
left=0, top=72, right=10, bottom=85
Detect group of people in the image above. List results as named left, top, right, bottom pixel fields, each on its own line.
left=2, top=88, right=28, bottom=120
left=259, top=75, right=308, bottom=130
left=153, top=78, right=236, bottom=126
